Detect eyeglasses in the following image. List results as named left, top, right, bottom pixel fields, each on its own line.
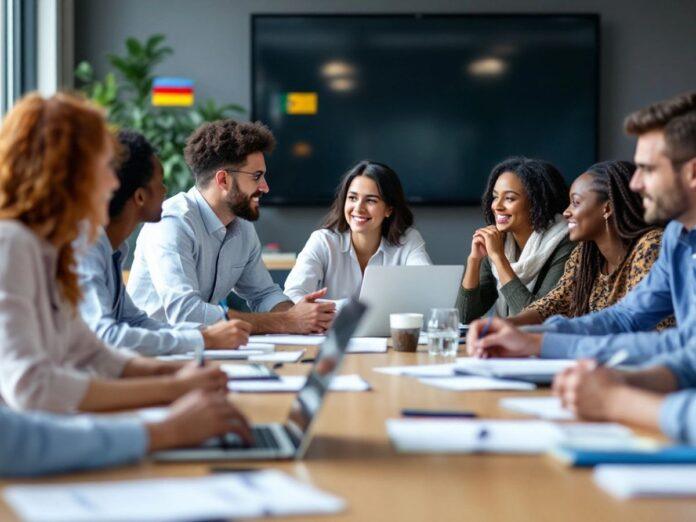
left=224, top=169, right=267, bottom=183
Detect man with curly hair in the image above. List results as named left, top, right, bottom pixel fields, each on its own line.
left=127, top=120, right=335, bottom=334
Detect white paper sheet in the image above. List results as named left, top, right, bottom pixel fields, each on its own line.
left=500, top=396, right=575, bottom=420
left=455, top=358, right=575, bottom=378
left=346, top=337, right=388, bottom=353
left=387, top=419, right=633, bottom=455
left=3, top=470, right=345, bottom=522
left=247, top=350, right=305, bottom=363
left=373, top=363, right=456, bottom=377
left=220, top=364, right=277, bottom=379
left=387, top=419, right=561, bottom=454
left=249, top=334, right=326, bottom=346
left=594, top=465, right=696, bottom=499
left=418, top=376, right=536, bottom=391
left=248, top=335, right=388, bottom=353
left=227, top=374, right=370, bottom=393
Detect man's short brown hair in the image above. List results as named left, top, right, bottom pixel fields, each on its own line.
left=184, top=119, right=276, bottom=186
left=624, top=91, right=696, bottom=167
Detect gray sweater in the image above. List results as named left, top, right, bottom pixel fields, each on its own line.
left=457, top=235, right=575, bottom=322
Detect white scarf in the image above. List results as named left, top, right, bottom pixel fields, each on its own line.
left=489, top=214, right=568, bottom=316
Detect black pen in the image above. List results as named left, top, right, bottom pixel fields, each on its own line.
left=401, top=408, right=477, bottom=419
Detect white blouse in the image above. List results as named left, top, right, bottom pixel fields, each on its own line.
left=284, top=228, right=432, bottom=303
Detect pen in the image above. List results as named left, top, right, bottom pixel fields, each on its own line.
left=401, top=408, right=477, bottom=418
left=479, top=310, right=495, bottom=339
left=602, top=349, right=630, bottom=369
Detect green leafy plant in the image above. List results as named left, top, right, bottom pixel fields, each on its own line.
left=75, top=34, right=245, bottom=194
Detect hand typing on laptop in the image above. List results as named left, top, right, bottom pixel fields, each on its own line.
left=146, top=389, right=253, bottom=451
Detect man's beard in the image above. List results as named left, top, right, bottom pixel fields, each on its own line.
left=642, top=176, right=689, bottom=225
left=227, top=178, right=261, bottom=221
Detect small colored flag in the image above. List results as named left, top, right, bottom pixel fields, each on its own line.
left=152, top=77, right=194, bottom=107
left=281, top=92, right=318, bottom=115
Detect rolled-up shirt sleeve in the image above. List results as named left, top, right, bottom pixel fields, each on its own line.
left=139, top=216, right=225, bottom=324
left=659, top=390, right=696, bottom=444
left=0, top=407, right=147, bottom=477
left=234, top=229, right=289, bottom=312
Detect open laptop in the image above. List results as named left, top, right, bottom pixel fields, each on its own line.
left=354, top=265, right=464, bottom=337
left=152, top=298, right=367, bottom=462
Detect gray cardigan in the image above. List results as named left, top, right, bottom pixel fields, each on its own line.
left=457, top=235, right=575, bottom=322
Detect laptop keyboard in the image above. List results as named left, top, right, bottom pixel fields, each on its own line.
left=222, top=425, right=281, bottom=450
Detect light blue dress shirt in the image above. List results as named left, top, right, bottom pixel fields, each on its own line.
left=659, top=390, right=696, bottom=444
left=538, top=220, right=696, bottom=363
left=77, top=231, right=204, bottom=356
left=127, top=187, right=288, bottom=325
left=0, top=406, right=146, bottom=477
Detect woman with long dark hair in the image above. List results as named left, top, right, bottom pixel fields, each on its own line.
left=511, top=160, right=672, bottom=327
left=458, top=157, right=574, bottom=322
left=284, top=160, right=431, bottom=302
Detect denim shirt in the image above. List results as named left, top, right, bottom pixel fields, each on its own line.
left=78, top=230, right=204, bottom=355
left=0, top=407, right=146, bottom=477
left=539, top=220, right=696, bottom=364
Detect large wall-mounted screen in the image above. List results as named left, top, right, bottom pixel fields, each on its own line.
left=252, top=14, right=599, bottom=205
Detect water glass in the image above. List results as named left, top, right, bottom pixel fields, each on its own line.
left=427, top=308, right=460, bottom=358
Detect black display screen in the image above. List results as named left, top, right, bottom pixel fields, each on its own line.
left=252, top=14, right=599, bottom=205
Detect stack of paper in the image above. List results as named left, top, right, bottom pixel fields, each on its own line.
left=500, top=396, right=575, bottom=420
left=227, top=374, right=371, bottom=393
left=387, top=419, right=560, bottom=454
left=418, top=376, right=536, bottom=391
left=594, top=465, right=696, bottom=499
left=455, top=358, right=575, bottom=383
left=249, top=334, right=325, bottom=346
left=386, top=419, right=634, bottom=454
left=373, top=363, right=457, bottom=378
left=248, top=334, right=388, bottom=353
left=156, top=343, right=277, bottom=362
left=3, top=470, right=345, bottom=521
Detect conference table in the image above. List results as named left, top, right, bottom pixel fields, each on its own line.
left=1, top=345, right=695, bottom=521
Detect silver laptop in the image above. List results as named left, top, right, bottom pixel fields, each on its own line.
left=354, top=265, right=464, bottom=337
left=152, top=298, right=367, bottom=462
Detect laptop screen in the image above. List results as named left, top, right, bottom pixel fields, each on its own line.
left=285, top=299, right=366, bottom=455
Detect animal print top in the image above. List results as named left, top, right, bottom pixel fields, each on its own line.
left=526, top=228, right=675, bottom=330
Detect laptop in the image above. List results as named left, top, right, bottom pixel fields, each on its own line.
left=354, top=265, right=464, bottom=337
left=152, top=298, right=367, bottom=462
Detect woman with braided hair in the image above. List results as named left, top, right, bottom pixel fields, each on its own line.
left=509, top=160, right=674, bottom=328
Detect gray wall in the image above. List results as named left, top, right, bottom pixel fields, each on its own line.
left=74, top=0, right=696, bottom=264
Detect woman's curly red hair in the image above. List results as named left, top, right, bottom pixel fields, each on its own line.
left=0, top=92, right=113, bottom=309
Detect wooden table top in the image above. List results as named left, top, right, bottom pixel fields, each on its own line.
left=2, top=347, right=695, bottom=521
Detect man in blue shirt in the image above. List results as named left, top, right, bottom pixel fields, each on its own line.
left=475, top=92, right=696, bottom=443
left=0, top=389, right=251, bottom=477
left=468, top=91, right=696, bottom=364
left=127, top=120, right=335, bottom=333
left=78, top=131, right=252, bottom=356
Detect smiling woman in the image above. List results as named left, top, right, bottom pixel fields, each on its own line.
left=513, top=160, right=673, bottom=329
left=283, top=160, right=432, bottom=303
left=458, top=157, right=574, bottom=322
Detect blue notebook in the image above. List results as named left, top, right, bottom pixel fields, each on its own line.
left=551, top=445, right=696, bottom=467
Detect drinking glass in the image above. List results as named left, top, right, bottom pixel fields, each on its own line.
left=427, top=308, right=460, bottom=358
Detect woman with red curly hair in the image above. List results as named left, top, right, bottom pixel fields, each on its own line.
left=0, top=92, right=247, bottom=418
